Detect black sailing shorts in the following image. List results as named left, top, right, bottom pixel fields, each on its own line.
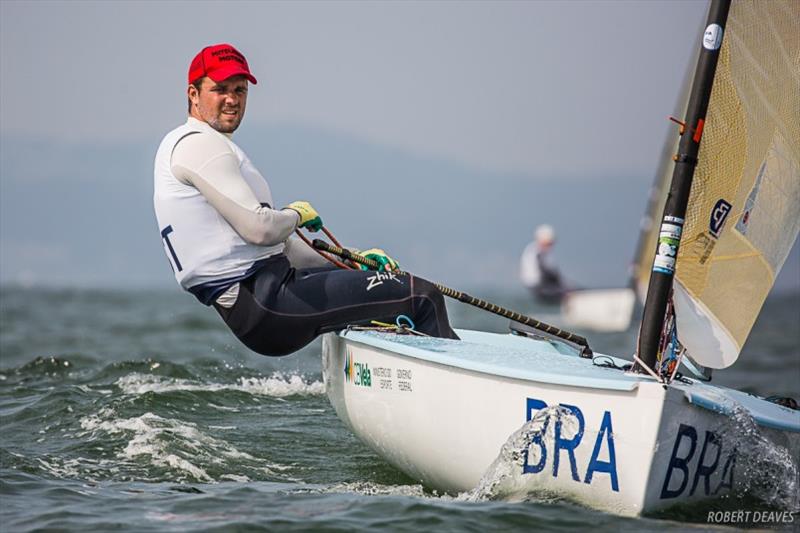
left=213, top=254, right=459, bottom=357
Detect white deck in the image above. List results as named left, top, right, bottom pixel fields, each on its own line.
left=339, top=328, right=800, bottom=433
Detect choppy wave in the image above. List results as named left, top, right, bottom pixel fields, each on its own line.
left=459, top=406, right=568, bottom=504
left=3, top=287, right=797, bottom=531
left=716, top=405, right=800, bottom=511
left=115, top=372, right=325, bottom=397
left=322, top=481, right=429, bottom=498
left=78, top=408, right=295, bottom=483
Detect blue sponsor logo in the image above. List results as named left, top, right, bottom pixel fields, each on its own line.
left=709, top=199, right=732, bottom=238
left=522, top=398, right=619, bottom=492
left=660, top=423, right=735, bottom=499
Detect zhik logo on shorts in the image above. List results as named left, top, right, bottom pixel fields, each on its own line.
left=366, top=271, right=404, bottom=291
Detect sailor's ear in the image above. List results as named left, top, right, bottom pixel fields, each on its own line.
left=188, top=84, right=199, bottom=102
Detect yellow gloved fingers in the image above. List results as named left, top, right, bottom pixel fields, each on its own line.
left=284, top=201, right=323, bottom=232
left=358, top=248, right=400, bottom=272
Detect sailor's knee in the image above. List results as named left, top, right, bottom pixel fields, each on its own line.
left=241, top=335, right=308, bottom=357
left=413, top=277, right=446, bottom=307
left=235, top=323, right=314, bottom=357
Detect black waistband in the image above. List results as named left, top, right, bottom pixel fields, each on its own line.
left=188, top=254, right=288, bottom=305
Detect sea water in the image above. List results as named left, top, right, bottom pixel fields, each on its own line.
left=1, top=286, right=798, bottom=531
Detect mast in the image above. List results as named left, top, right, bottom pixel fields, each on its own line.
left=635, top=0, right=732, bottom=374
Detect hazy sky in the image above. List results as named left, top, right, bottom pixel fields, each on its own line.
left=2, top=0, right=796, bottom=292
left=2, top=0, right=707, bottom=178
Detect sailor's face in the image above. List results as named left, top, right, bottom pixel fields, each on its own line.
left=189, top=76, right=248, bottom=134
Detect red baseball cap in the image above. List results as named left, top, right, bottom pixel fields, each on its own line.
left=188, top=43, right=258, bottom=85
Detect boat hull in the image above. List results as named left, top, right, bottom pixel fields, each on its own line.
left=322, top=329, right=798, bottom=516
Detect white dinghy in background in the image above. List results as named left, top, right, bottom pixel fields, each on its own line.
left=560, top=288, right=637, bottom=333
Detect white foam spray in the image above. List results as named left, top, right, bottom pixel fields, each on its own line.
left=115, top=372, right=324, bottom=397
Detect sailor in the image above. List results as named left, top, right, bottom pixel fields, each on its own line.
left=153, top=43, right=459, bottom=356
left=519, top=224, right=566, bottom=304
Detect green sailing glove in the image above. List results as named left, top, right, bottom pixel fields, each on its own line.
left=284, top=201, right=323, bottom=232
left=356, top=248, right=400, bottom=272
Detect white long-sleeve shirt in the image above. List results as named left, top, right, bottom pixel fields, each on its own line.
left=154, top=117, right=327, bottom=305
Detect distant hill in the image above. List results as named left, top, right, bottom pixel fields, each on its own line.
left=1, top=122, right=797, bottom=292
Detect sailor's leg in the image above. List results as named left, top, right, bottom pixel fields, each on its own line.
left=282, top=267, right=459, bottom=340
left=218, top=263, right=458, bottom=356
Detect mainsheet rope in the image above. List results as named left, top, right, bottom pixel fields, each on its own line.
left=303, top=233, right=594, bottom=357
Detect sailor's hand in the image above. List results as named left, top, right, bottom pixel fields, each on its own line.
left=356, top=248, right=400, bottom=272
left=284, top=201, right=323, bottom=232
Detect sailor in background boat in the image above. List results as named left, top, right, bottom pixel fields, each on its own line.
left=519, top=224, right=567, bottom=304
left=153, top=43, right=459, bottom=356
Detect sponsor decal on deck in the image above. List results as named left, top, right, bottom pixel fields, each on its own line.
left=396, top=368, right=413, bottom=392
left=362, top=365, right=413, bottom=392
left=373, top=366, right=393, bottom=390
left=344, top=350, right=372, bottom=387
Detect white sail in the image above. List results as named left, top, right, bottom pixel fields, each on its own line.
left=674, top=0, right=800, bottom=369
